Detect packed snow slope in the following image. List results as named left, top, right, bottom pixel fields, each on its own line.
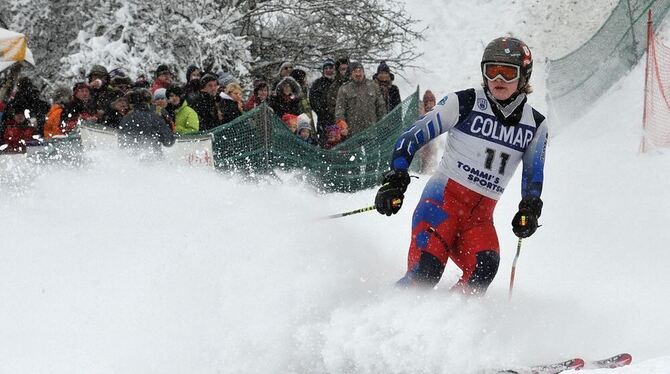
left=1, top=1, right=670, bottom=373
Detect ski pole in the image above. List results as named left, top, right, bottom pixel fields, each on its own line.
left=323, top=205, right=376, bottom=219
left=322, top=198, right=401, bottom=220
left=508, top=237, right=523, bottom=300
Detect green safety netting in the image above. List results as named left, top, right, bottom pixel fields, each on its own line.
left=209, top=88, right=420, bottom=192
left=546, top=0, right=670, bottom=124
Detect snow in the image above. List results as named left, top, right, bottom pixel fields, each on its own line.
left=1, top=1, right=670, bottom=373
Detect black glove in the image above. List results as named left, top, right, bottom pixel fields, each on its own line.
left=375, top=169, right=410, bottom=216
left=511, top=196, right=543, bottom=238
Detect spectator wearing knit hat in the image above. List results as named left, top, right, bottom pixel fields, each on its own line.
left=61, top=82, right=99, bottom=134
left=335, top=61, right=387, bottom=135
left=189, top=74, right=221, bottom=131
left=281, top=113, right=299, bottom=133
left=373, top=61, right=401, bottom=112
left=152, top=88, right=174, bottom=131
left=296, top=113, right=318, bottom=146
left=86, top=64, right=116, bottom=119
left=151, top=64, right=173, bottom=94
left=118, top=88, right=175, bottom=158
left=109, top=68, right=132, bottom=94
left=309, top=58, right=336, bottom=143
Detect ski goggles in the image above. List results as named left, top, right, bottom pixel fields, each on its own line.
left=483, top=62, right=520, bottom=83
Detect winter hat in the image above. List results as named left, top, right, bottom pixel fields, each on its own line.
left=52, top=85, right=72, bottom=104
left=88, top=64, right=109, bottom=79
left=322, top=58, right=335, bottom=69
left=297, top=116, right=312, bottom=133
left=109, top=68, right=132, bottom=86
left=186, top=65, right=201, bottom=81
left=281, top=113, right=298, bottom=124
left=349, top=61, right=364, bottom=72
left=376, top=61, right=391, bottom=74
left=335, top=119, right=348, bottom=132
left=155, top=64, right=171, bottom=77
left=217, top=70, right=236, bottom=88
left=200, top=74, right=218, bottom=88
left=153, top=88, right=167, bottom=101
left=133, top=74, right=150, bottom=89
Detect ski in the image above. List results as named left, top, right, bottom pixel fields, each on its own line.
left=492, top=353, right=632, bottom=374
left=494, top=358, right=584, bottom=374
left=586, top=352, right=632, bottom=369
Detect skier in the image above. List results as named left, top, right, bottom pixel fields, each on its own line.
left=375, top=37, right=547, bottom=295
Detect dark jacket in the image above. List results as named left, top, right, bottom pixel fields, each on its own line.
left=383, top=85, right=402, bottom=112
left=189, top=92, right=221, bottom=131
left=118, top=104, right=175, bottom=156
left=3, top=88, right=50, bottom=136
left=309, top=75, right=335, bottom=129
left=62, top=98, right=99, bottom=132
left=90, top=84, right=117, bottom=118
left=219, top=93, right=243, bottom=124
left=270, top=76, right=303, bottom=119
left=325, top=72, right=349, bottom=124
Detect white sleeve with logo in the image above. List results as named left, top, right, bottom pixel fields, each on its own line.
left=390, top=91, right=464, bottom=170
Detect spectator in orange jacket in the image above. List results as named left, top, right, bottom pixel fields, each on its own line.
left=44, top=86, right=73, bottom=139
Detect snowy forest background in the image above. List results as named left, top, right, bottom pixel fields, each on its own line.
left=0, top=0, right=423, bottom=89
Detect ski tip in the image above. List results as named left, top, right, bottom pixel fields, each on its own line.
left=572, top=358, right=586, bottom=369
left=616, top=353, right=633, bottom=366
left=590, top=353, right=633, bottom=369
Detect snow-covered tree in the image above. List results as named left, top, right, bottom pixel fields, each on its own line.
left=2, top=0, right=422, bottom=87
left=62, top=0, right=253, bottom=83
left=239, top=0, right=424, bottom=78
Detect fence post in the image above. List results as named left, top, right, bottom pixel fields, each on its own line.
left=625, top=0, right=639, bottom=64
left=261, top=103, right=271, bottom=172
left=641, top=9, right=653, bottom=153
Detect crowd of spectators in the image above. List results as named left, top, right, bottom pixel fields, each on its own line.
left=0, top=58, right=409, bottom=154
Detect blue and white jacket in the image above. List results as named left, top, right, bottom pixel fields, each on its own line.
left=391, top=88, right=547, bottom=200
